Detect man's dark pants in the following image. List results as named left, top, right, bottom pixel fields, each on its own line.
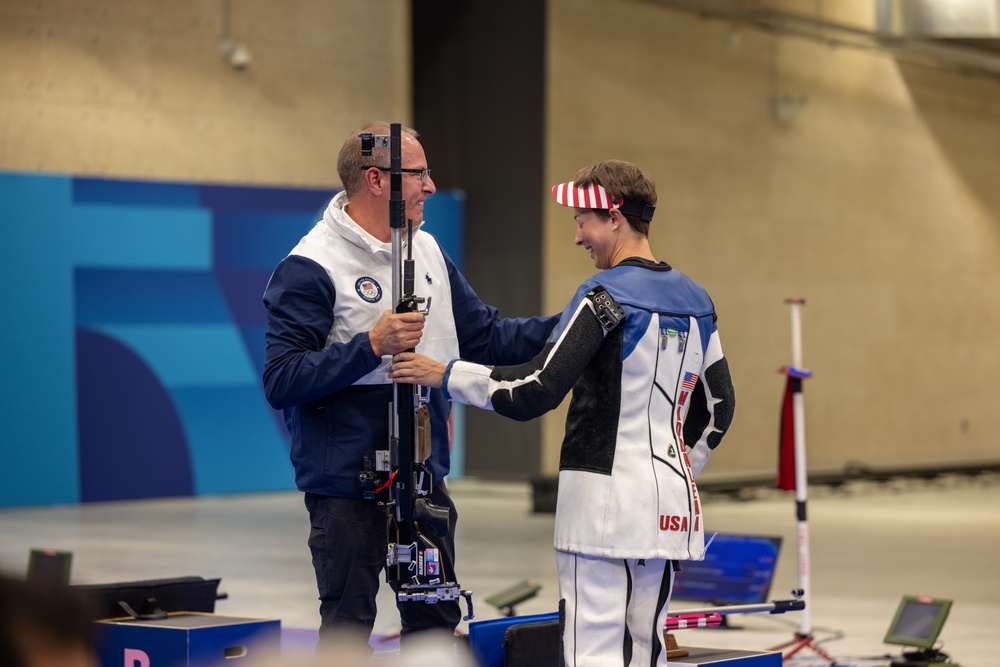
left=304, top=484, right=462, bottom=655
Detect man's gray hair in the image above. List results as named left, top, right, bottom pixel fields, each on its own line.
left=337, top=121, right=419, bottom=196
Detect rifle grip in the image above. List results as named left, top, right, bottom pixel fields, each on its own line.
left=413, top=498, right=450, bottom=536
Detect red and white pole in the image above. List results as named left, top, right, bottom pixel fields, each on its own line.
left=786, top=297, right=811, bottom=637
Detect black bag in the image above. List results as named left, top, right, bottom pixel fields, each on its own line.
left=503, top=618, right=561, bottom=667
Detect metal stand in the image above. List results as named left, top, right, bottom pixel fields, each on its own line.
left=770, top=299, right=831, bottom=664
left=771, top=633, right=838, bottom=663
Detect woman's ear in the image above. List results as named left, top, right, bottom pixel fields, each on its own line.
left=609, top=208, right=622, bottom=229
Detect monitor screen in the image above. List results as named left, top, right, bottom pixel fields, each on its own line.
left=672, top=533, right=782, bottom=606
left=27, top=548, right=73, bottom=585
left=883, top=596, right=952, bottom=649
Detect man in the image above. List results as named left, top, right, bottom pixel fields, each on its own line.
left=390, top=159, right=736, bottom=666
left=262, top=122, right=558, bottom=655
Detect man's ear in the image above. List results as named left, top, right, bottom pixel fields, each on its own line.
left=362, top=167, right=384, bottom=196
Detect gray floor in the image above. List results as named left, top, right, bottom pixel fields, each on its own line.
left=1, top=475, right=998, bottom=666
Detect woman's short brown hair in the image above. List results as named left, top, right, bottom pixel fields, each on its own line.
left=573, top=160, right=657, bottom=235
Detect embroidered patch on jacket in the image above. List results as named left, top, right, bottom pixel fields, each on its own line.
left=355, top=277, right=382, bottom=303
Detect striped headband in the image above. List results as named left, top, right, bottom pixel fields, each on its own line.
left=551, top=181, right=655, bottom=222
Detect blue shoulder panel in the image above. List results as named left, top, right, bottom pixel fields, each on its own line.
left=555, top=265, right=717, bottom=360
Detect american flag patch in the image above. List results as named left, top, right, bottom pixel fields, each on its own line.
left=681, top=372, right=698, bottom=390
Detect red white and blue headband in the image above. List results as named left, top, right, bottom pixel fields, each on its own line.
left=551, top=181, right=655, bottom=222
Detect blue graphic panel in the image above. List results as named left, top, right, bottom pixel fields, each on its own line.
left=0, top=174, right=80, bottom=506
left=423, top=191, right=465, bottom=265
left=71, top=203, right=212, bottom=270
left=0, top=171, right=465, bottom=506
left=74, top=178, right=202, bottom=207
left=170, top=386, right=292, bottom=494
left=77, top=269, right=232, bottom=324
left=76, top=328, right=195, bottom=502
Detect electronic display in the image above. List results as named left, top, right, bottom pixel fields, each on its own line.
left=672, top=533, right=782, bottom=606
left=883, top=596, right=952, bottom=649
left=27, top=548, right=73, bottom=585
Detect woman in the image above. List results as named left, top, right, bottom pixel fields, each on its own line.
left=390, top=159, right=736, bottom=667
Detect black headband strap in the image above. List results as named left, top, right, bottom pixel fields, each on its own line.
left=617, top=197, right=655, bottom=222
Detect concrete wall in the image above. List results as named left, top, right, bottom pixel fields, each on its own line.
left=544, top=0, right=1000, bottom=477
left=543, top=0, right=1000, bottom=479
left=0, top=0, right=410, bottom=185
left=3, top=0, right=998, bottom=488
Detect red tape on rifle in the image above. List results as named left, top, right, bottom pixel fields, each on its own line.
left=376, top=471, right=397, bottom=494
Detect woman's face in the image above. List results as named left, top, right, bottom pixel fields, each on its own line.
left=573, top=208, right=615, bottom=270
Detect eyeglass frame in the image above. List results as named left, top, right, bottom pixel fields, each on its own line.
left=359, top=166, right=432, bottom=183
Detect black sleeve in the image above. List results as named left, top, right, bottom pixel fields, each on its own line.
left=490, top=304, right=607, bottom=422
left=682, top=357, right=735, bottom=450
left=443, top=288, right=621, bottom=422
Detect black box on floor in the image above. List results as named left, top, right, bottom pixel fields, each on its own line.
left=530, top=476, right=558, bottom=513
left=503, top=618, right=560, bottom=666
left=77, top=576, right=223, bottom=620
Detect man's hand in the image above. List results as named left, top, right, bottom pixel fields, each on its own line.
left=389, top=352, right=446, bottom=388
left=369, top=310, right=425, bottom=357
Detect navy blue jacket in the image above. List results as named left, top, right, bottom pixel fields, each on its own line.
left=263, top=216, right=557, bottom=497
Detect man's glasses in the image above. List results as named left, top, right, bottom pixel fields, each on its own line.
left=360, top=166, right=432, bottom=183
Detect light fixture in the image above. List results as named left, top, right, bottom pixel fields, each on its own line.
left=219, top=0, right=251, bottom=70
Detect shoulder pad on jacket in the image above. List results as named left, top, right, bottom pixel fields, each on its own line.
left=586, top=286, right=625, bottom=332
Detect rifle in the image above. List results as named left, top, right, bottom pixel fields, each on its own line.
left=665, top=591, right=805, bottom=630
left=359, top=123, right=474, bottom=621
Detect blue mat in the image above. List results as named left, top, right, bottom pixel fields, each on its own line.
left=467, top=612, right=559, bottom=667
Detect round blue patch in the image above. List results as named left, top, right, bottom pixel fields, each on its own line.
left=355, top=277, right=383, bottom=303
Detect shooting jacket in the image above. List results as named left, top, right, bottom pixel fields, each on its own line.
left=263, top=191, right=557, bottom=497
left=444, top=259, right=735, bottom=560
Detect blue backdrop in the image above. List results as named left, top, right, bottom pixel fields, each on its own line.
left=0, top=172, right=464, bottom=507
